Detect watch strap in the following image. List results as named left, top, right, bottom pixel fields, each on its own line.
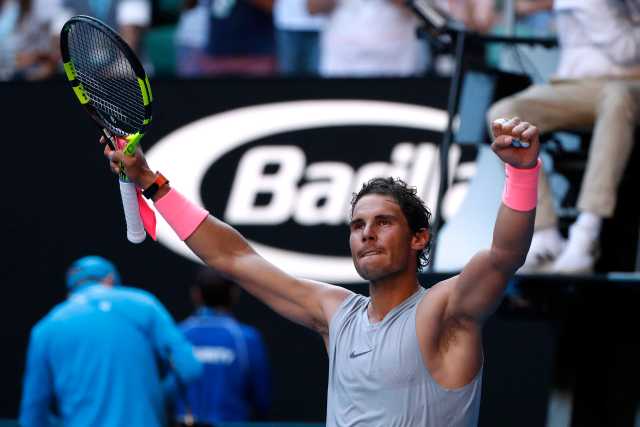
left=142, top=172, right=169, bottom=200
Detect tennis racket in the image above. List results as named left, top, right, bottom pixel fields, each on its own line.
left=60, top=15, right=153, bottom=244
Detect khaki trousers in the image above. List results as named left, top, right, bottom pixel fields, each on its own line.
left=488, top=78, right=640, bottom=229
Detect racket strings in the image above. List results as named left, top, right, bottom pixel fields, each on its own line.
left=76, top=70, right=143, bottom=127
left=75, top=64, right=143, bottom=113
left=71, top=26, right=143, bottom=112
left=68, top=23, right=146, bottom=135
left=72, top=31, right=144, bottom=132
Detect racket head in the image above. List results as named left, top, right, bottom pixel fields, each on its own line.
left=60, top=15, right=152, bottom=152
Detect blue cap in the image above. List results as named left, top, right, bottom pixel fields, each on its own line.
left=65, top=256, right=120, bottom=289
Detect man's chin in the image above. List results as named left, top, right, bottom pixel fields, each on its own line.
left=356, top=265, right=391, bottom=283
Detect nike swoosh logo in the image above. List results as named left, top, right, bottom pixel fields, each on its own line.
left=349, top=349, right=373, bottom=359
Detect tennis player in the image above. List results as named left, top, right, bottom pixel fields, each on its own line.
left=105, top=116, right=540, bottom=426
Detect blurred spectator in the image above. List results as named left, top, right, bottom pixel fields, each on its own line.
left=174, top=0, right=276, bottom=77
left=0, top=0, right=58, bottom=80
left=274, top=0, right=325, bottom=75
left=308, top=0, right=430, bottom=77
left=492, top=0, right=558, bottom=83
left=438, top=0, right=497, bottom=33
left=515, top=0, right=554, bottom=28
left=51, top=0, right=152, bottom=55
left=174, top=0, right=209, bottom=77
left=430, top=1, right=552, bottom=74
left=175, top=268, right=271, bottom=424
left=19, top=255, right=201, bottom=427
left=0, top=0, right=23, bottom=79
left=488, top=0, right=640, bottom=274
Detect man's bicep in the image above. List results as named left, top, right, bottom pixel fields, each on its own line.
left=267, top=278, right=352, bottom=335
left=225, top=253, right=352, bottom=333
left=187, top=216, right=351, bottom=333
left=446, top=250, right=510, bottom=322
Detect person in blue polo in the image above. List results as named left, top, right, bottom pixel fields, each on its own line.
left=19, top=255, right=202, bottom=427
left=175, top=268, right=271, bottom=424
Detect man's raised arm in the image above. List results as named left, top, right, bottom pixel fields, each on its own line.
left=446, top=117, right=540, bottom=323
left=103, top=138, right=351, bottom=336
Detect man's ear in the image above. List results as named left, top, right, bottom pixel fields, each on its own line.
left=102, top=274, right=116, bottom=288
left=411, top=228, right=429, bottom=250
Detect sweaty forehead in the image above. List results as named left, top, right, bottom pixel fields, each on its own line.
left=352, top=194, right=401, bottom=218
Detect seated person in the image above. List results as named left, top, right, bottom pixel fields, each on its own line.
left=488, top=0, right=640, bottom=274
left=174, top=0, right=276, bottom=77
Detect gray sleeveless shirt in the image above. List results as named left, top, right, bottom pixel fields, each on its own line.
left=326, top=287, right=482, bottom=427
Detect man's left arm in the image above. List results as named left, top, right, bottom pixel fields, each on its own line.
left=19, top=326, right=56, bottom=427
left=446, top=117, right=540, bottom=323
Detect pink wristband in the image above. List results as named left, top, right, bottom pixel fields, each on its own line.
left=502, top=159, right=542, bottom=212
left=154, top=188, right=209, bottom=240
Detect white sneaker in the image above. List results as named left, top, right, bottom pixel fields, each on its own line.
left=519, top=228, right=566, bottom=274
left=550, top=223, right=599, bottom=274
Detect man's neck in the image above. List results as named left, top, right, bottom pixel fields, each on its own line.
left=367, top=272, right=420, bottom=323
left=197, top=306, right=231, bottom=315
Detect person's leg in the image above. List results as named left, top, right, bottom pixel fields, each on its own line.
left=276, top=29, right=300, bottom=75
left=576, top=80, right=640, bottom=218
left=300, top=30, right=321, bottom=76
left=487, top=81, right=598, bottom=271
left=552, top=80, right=640, bottom=273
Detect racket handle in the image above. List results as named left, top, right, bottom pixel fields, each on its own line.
left=119, top=179, right=146, bottom=244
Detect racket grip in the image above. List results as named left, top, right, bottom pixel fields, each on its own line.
left=119, top=179, right=146, bottom=244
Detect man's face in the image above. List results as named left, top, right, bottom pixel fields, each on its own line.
left=349, top=194, right=422, bottom=282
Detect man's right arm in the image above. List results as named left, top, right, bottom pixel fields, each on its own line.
left=185, top=216, right=351, bottom=334
left=105, top=140, right=352, bottom=336
left=146, top=294, right=202, bottom=390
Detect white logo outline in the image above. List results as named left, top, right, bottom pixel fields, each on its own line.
left=146, top=100, right=448, bottom=283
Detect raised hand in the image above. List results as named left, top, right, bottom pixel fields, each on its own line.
left=101, top=136, right=155, bottom=188
left=491, top=117, right=540, bottom=169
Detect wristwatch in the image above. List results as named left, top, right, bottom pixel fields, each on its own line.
left=142, top=172, right=169, bottom=200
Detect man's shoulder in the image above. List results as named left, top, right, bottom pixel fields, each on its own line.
left=179, top=314, right=205, bottom=333
left=338, top=291, right=368, bottom=312
left=30, top=300, right=76, bottom=337
left=329, top=290, right=368, bottom=328
left=416, top=277, right=458, bottom=316
left=427, top=276, right=458, bottom=296
left=105, top=286, right=171, bottom=320
left=111, top=285, right=161, bottom=306
left=237, top=322, right=265, bottom=342
left=41, top=298, right=79, bottom=321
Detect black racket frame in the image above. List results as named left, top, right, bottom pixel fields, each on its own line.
left=60, top=15, right=152, bottom=150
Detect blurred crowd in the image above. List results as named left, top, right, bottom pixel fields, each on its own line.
left=0, top=0, right=559, bottom=80
left=1, top=0, right=638, bottom=275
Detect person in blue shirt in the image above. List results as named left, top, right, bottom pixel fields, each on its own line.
left=175, top=268, right=271, bottom=424
left=19, top=255, right=202, bottom=427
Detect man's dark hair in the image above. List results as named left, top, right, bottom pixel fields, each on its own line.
left=195, top=268, right=235, bottom=309
left=350, top=177, right=433, bottom=271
